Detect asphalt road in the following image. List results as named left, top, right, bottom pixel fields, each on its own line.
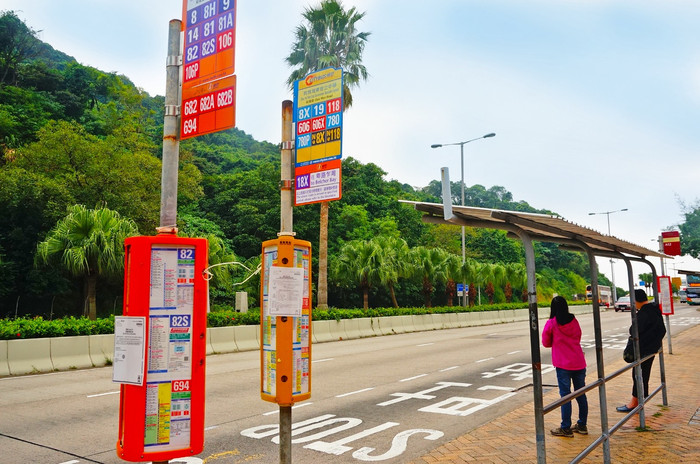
left=1, top=304, right=698, bottom=464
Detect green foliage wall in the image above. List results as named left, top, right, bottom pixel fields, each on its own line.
left=0, top=11, right=648, bottom=317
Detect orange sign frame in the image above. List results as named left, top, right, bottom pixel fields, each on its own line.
left=260, top=237, right=312, bottom=406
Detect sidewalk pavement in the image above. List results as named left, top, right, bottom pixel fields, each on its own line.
left=410, top=323, right=700, bottom=463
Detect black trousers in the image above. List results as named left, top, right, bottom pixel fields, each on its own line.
left=631, top=356, right=655, bottom=398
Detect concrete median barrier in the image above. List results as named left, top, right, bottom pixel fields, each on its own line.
left=411, top=314, right=431, bottom=331
left=209, top=326, right=238, bottom=353
left=51, top=336, right=94, bottom=371
left=312, top=320, right=334, bottom=343
left=342, top=318, right=362, bottom=340
left=8, top=338, right=53, bottom=375
left=375, top=316, right=397, bottom=335
left=2, top=306, right=599, bottom=377
left=325, top=320, right=347, bottom=341
left=234, top=325, right=259, bottom=351
left=444, top=312, right=460, bottom=329
left=357, top=317, right=376, bottom=338
left=205, top=328, right=215, bottom=355
left=88, top=334, right=114, bottom=367
left=0, top=341, right=9, bottom=377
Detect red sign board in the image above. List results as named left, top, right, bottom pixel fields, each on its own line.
left=294, top=159, right=342, bottom=206
left=181, top=0, right=237, bottom=140
left=661, top=231, right=681, bottom=256
left=116, top=235, right=208, bottom=462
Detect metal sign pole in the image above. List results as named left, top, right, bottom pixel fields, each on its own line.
left=159, top=19, right=182, bottom=232
left=279, top=100, right=294, bottom=464
left=153, top=19, right=181, bottom=463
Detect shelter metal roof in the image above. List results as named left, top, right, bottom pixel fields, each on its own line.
left=400, top=200, right=670, bottom=260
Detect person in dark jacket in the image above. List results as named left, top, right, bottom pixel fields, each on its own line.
left=542, top=296, right=588, bottom=437
left=616, top=289, right=667, bottom=412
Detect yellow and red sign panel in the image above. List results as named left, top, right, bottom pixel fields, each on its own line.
left=293, top=68, right=343, bottom=206
left=181, top=0, right=236, bottom=139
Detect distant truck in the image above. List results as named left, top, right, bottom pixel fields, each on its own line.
left=585, top=284, right=612, bottom=307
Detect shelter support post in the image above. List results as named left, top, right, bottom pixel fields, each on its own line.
left=581, top=243, right=612, bottom=463
left=622, top=257, right=646, bottom=428
left=515, top=231, right=547, bottom=463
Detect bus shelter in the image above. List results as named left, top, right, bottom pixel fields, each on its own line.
left=400, top=201, right=671, bottom=464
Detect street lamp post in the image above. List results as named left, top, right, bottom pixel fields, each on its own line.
left=588, top=208, right=628, bottom=302
left=432, top=133, right=496, bottom=307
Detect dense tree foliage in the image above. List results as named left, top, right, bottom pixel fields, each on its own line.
left=0, top=11, right=616, bottom=318
left=678, top=201, right=700, bottom=259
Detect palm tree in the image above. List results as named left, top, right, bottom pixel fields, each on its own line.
left=374, top=236, right=410, bottom=308
left=504, top=263, right=527, bottom=303
left=411, top=247, right=448, bottom=308
left=286, top=0, right=370, bottom=109
left=35, top=205, right=138, bottom=320
left=486, top=263, right=507, bottom=304
left=286, top=0, right=370, bottom=309
left=463, top=258, right=479, bottom=306
left=443, top=253, right=462, bottom=307
left=473, top=261, right=495, bottom=306
left=332, top=240, right=379, bottom=310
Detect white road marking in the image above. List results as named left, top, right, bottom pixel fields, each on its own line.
left=400, top=374, right=428, bottom=382
left=87, top=391, right=119, bottom=398
left=336, top=387, right=374, bottom=398
left=439, top=366, right=459, bottom=372
left=417, top=343, right=434, bottom=347
left=507, top=350, right=521, bottom=355
left=313, top=358, right=334, bottom=363
left=476, top=357, right=494, bottom=363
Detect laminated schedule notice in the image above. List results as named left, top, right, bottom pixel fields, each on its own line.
left=113, top=316, right=146, bottom=385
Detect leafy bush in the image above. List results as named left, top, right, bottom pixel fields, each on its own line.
left=0, top=315, right=115, bottom=339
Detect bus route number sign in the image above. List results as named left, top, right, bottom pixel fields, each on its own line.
left=181, top=0, right=236, bottom=140
left=293, top=67, right=343, bottom=167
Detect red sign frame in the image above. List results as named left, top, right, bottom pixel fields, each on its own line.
left=116, top=235, right=208, bottom=462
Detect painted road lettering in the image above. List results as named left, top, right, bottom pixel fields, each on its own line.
left=241, top=414, right=442, bottom=462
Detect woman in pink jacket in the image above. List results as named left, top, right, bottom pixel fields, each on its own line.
left=542, top=296, right=588, bottom=438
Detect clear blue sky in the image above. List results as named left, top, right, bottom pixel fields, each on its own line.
left=6, top=0, right=700, bottom=284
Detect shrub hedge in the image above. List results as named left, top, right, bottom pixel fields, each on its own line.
left=0, top=301, right=582, bottom=340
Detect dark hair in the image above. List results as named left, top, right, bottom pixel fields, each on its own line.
left=550, top=296, right=574, bottom=325
left=634, top=289, right=648, bottom=303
